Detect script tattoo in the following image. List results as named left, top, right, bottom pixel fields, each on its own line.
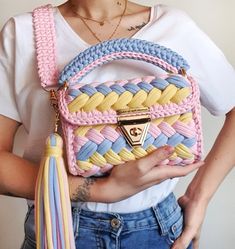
left=128, top=22, right=147, bottom=31
left=71, top=177, right=97, bottom=202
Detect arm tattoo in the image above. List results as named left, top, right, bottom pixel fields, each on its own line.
left=71, top=177, right=97, bottom=202
left=127, top=22, right=147, bottom=31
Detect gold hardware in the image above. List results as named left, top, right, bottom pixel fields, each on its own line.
left=117, top=107, right=151, bottom=147
left=130, top=127, right=142, bottom=137
left=178, top=68, right=187, bottom=77
left=58, top=82, right=68, bottom=92
left=50, top=89, right=60, bottom=133
left=49, top=82, right=68, bottom=133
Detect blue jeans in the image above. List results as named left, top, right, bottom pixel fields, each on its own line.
left=21, top=193, right=192, bottom=249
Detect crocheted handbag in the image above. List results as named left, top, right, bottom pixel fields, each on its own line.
left=33, top=5, right=203, bottom=249
left=58, top=42, right=203, bottom=176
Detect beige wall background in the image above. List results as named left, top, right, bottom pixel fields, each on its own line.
left=0, top=0, right=234, bottom=248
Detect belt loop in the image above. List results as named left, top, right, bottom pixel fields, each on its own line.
left=152, top=205, right=168, bottom=236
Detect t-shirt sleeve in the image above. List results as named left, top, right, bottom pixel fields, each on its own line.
left=177, top=13, right=235, bottom=116
left=0, top=18, right=21, bottom=122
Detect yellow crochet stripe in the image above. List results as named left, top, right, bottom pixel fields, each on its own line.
left=164, top=115, right=181, bottom=125
left=76, top=144, right=193, bottom=171
left=68, top=93, right=89, bottom=112
left=77, top=160, right=93, bottom=170
left=90, top=152, right=107, bottom=167
left=98, top=92, right=119, bottom=111
left=128, top=90, right=147, bottom=108
left=179, top=113, right=193, bottom=123
left=119, top=148, right=136, bottom=161
left=171, top=87, right=190, bottom=104
left=175, top=144, right=194, bottom=159
left=112, top=91, right=133, bottom=110
left=164, top=112, right=192, bottom=125
left=104, top=149, right=123, bottom=164
left=68, top=83, right=191, bottom=113
left=144, top=88, right=161, bottom=107
left=158, top=85, right=178, bottom=105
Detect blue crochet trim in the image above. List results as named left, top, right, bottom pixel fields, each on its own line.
left=59, top=38, right=190, bottom=85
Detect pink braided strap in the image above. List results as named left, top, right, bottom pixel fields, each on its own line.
left=33, top=5, right=58, bottom=88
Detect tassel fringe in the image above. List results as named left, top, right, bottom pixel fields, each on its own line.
left=35, top=133, right=76, bottom=249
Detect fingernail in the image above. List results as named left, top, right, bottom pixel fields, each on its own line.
left=163, top=145, right=174, bottom=154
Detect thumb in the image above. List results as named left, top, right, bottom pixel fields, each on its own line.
left=178, top=195, right=190, bottom=209
left=171, top=227, right=194, bottom=249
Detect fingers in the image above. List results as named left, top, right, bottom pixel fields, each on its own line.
left=146, top=161, right=204, bottom=184
left=167, top=161, right=204, bottom=179
left=137, top=146, right=174, bottom=172
left=177, top=195, right=190, bottom=209
left=171, top=227, right=195, bottom=249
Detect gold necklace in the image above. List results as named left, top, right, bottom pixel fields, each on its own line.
left=71, top=13, right=106, bottom=26
left=71, top=0, right=127, bottom=43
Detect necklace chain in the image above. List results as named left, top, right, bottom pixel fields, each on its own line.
left=70, top=0, right=127, bottom=43
left=71, top=13, right=106, bottom=26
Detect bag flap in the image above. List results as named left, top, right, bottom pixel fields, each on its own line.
left=58, top=74, right=200, bottom=126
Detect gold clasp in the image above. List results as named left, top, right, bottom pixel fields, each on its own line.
left=117, top=107, right=151, bottom=147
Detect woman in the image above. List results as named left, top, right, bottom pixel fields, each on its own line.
left=0, top=1, right=234, bottom=249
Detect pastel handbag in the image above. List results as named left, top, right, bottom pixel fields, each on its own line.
left=33, top=5, right=202, bottom=249
left=57, top=39, right=203, bottom=177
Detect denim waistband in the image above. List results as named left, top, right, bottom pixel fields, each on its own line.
left=72, top=192, right=181, bottom=237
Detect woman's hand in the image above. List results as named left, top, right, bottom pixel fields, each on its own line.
left=171, top=195, right=208, bottom=249
left=68, top=146, right=204, bottom=203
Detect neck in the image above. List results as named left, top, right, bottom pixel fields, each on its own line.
left=68, top=0, right=126, bottom=19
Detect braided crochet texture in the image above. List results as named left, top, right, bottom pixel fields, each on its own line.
left=58, top=75, right=202, bottom=176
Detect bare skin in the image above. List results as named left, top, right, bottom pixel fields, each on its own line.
left=58, top=0, right=151, bottom=45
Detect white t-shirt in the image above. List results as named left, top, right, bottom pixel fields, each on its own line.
left=0, top=5, right=235, bottom=213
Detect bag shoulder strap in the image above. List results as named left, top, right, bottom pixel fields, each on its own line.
left=32, top=4, right=58, bottom=88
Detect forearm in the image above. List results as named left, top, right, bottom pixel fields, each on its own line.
left=186, top=108, right=235, bottom=204
left=69, top=175, right=117, bottom=203
left=0, top=151, right=38, bottom=199
left=0, top=151, right=113, bottom=202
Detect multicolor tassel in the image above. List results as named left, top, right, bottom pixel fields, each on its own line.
left=35, top=90, right=75, bottom=249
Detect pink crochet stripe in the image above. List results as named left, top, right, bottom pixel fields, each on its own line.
left=68, top=52, right=179, bottom=85
left=33, top=5, right=58, bottom=88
